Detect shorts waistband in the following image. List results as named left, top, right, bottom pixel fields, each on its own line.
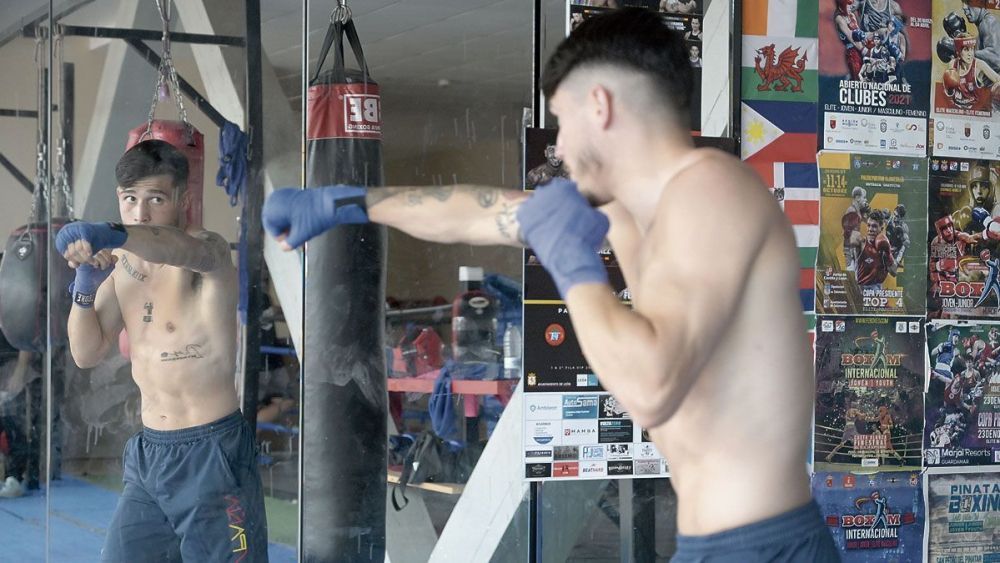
left=142, top=410, right=245, bottom=444
left=676, top=500, right=825, bottom=553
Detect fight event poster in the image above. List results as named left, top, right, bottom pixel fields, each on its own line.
left=924, top=320, right=1000, bottom=467
left=814, top=316, right=925, bottom=472
left=816, top=152, right=928, bottom=315
left=813, top=471, right=924, bottom=560
left=521, top=127, right=667, bottom=481
left=568, top=0, right=704, bottom=132
left=930, top=0, right=1000, bottom=159
left=928, top=158, right=1000, bottom=317
left=926, top=470, right=1000, bottom=561
left=819, top=0, right=932, bottom=156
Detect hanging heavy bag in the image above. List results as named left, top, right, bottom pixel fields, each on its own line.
left=0, top=218, right=74, bottom=353
left=301, top=16, right=388, bottom=562
left=126, top=121, right=205, bottom=229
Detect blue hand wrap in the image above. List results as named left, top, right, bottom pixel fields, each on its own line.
left=69, top=263, right=114, bottom=308
left=516, top=179, right=609, bottom=299
left=55, top=221, right=128, bottom=255
left=262, top=185, right=369, bottom=248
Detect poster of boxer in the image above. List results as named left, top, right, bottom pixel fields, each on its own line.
left=568, top=1, right=704, bottom=132
left=812, top=471, right=924, bottom=560
left=924, top=320, right=1000, bottom=467
left=819, top=0, right=933, bottom=156
left=930, top=0, right=1000, bottom=159
left=815, top=151, right=928, bottom=315
left=926, top=469, right=1000, bottom=562
left=814, top=315, right=925, bottom=472
left=928, top=157, right=1000, bottom=317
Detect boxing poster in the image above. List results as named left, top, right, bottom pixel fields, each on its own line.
left=567, top=1, right=704, bottom=132
left=815, top=151, right=929, bottom=315
left=926, top=469, right=1000, bottom=562
left=930, top=0, right=1000, bottom=159
left=814, top=315, right=925, bottom=472
left=819, top=0, right=933, bottom=156
left=812, top=471, right=924, bottom=559
left=924, top=320, right=1000, bottom=467
left=521, top=127, right=667, bottom=481
left=928, top=158, right=1000, bottom=317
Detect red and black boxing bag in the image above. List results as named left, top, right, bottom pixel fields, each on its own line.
left=126, top=120, right=205, bottom=229
left=301, top=18, right=387, bottom=561
left=0, top=211, right=74, bottom=353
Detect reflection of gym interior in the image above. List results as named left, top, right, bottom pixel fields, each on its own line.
left=1, top=0, right=747, bottom=561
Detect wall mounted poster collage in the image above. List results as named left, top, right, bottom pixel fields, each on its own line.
left=805, top=0, right=1000, bottom=559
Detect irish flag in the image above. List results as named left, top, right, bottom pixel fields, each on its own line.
left=743, top=0, right=818, bottom=38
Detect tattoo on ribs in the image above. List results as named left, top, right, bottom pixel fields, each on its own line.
left=142, top=302, right=153, bottom=323
left=160, top=344, right=205, bottom=362
left=120, top=254, right=147, bottom=282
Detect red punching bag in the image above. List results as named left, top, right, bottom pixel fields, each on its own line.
left=126, top=120, right=204, bottom=228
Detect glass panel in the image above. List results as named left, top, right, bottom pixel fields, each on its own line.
left=0, top=2, right=51, bottom=561
left=35, top=0, right=299, bottom=560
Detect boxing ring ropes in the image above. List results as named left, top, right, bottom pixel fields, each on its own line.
left=815, top=422, right=924, bottom=466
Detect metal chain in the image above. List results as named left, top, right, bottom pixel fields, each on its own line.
left=53, top=32, right=73, bottom=217
left=28, top=33, right=48, bottom=225
left=332, top=0, right=352, bottom=23
left=144, top=0, right=192, bottom=141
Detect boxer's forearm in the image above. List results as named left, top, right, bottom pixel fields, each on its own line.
left=366, top=185, right=527, bottom=247
left=67, top=307, right=112, bottom=368
left=122, top=226, right=226, bottom=272
left=564, top=284, right=690, bottom=429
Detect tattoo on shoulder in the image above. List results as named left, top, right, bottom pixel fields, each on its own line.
left=120, top=254, right=147, bottom=282
left=477, top=189, right=499, bottom=209
left=160, top=344, right=205, bottom=362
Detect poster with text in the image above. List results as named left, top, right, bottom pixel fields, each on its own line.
left=924, top=320, right=1000, bottom=467
left=568, top=1, right=703, bottom=132
left=930, top=0, right=1000, bottom=159
left=816, top=151, right=929, bottom=315
left=814, top=316, right=925, bottom=472
left=926, top=470, right=1000, bottom=562
left=928, top=157, right=1000, bottom=317
left=820, top=0, right=933, bottom=156
left=813, top=471, right=924, bottom=560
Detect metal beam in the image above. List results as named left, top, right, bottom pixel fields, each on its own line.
left=0, top=0, right=94, bottom=51
left=0, top=152, right=34, bottom=192
left=240, top=0, right=265, bottom=432
left=123, top=37, right=228, bottom=129
left=0, top=108, right=58, bottom=118
left=56, top=24, right=245, bottom=46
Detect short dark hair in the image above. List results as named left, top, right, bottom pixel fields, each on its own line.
left=115, top=139, right=189, bottom=191
left=542, top=8, right=692, bottom=117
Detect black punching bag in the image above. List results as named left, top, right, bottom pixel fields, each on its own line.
left=302, top=17, right=387, bottom=561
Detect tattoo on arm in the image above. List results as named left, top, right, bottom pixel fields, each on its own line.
left=495, top=201, right=524, bottom=244
left=477, top=189, right=499, bottom=209
left=427, top=185, right=455, bottom=202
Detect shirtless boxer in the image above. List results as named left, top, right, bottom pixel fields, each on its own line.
left=57, top=140, right=267, bottom=562
left=263, top=9, right=835, bottom=561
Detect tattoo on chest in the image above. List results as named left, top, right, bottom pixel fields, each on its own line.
left=120, top=254, right=147, bottom=282
left=143, top=302, right=153, bottom=323
left=160, top=344, right=205, bottom=362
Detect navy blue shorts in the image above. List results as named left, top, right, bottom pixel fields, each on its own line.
left=101, top=411, right=268, bottom=562
left=672, top=500, right=840, bottom=562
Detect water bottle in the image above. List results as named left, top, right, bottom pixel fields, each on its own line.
left=503, top=324, right=522, bottom=380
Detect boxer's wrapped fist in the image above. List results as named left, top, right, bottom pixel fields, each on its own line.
left=517, top=179, right=609, bottom=299
left=263, top=185, right=369, bottom=249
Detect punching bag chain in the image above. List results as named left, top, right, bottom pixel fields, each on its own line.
left=332, top=0, right=352, bottom=24
left=53, top=32, right=72, bottom=218
left=144, top=0, right=192, bottom=142
left=27, top=33, right=48, bottom=227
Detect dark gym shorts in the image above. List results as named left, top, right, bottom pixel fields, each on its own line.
left=101, top=410, right=269, bottom=562
left=672, top=500, right=840, bottom=562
